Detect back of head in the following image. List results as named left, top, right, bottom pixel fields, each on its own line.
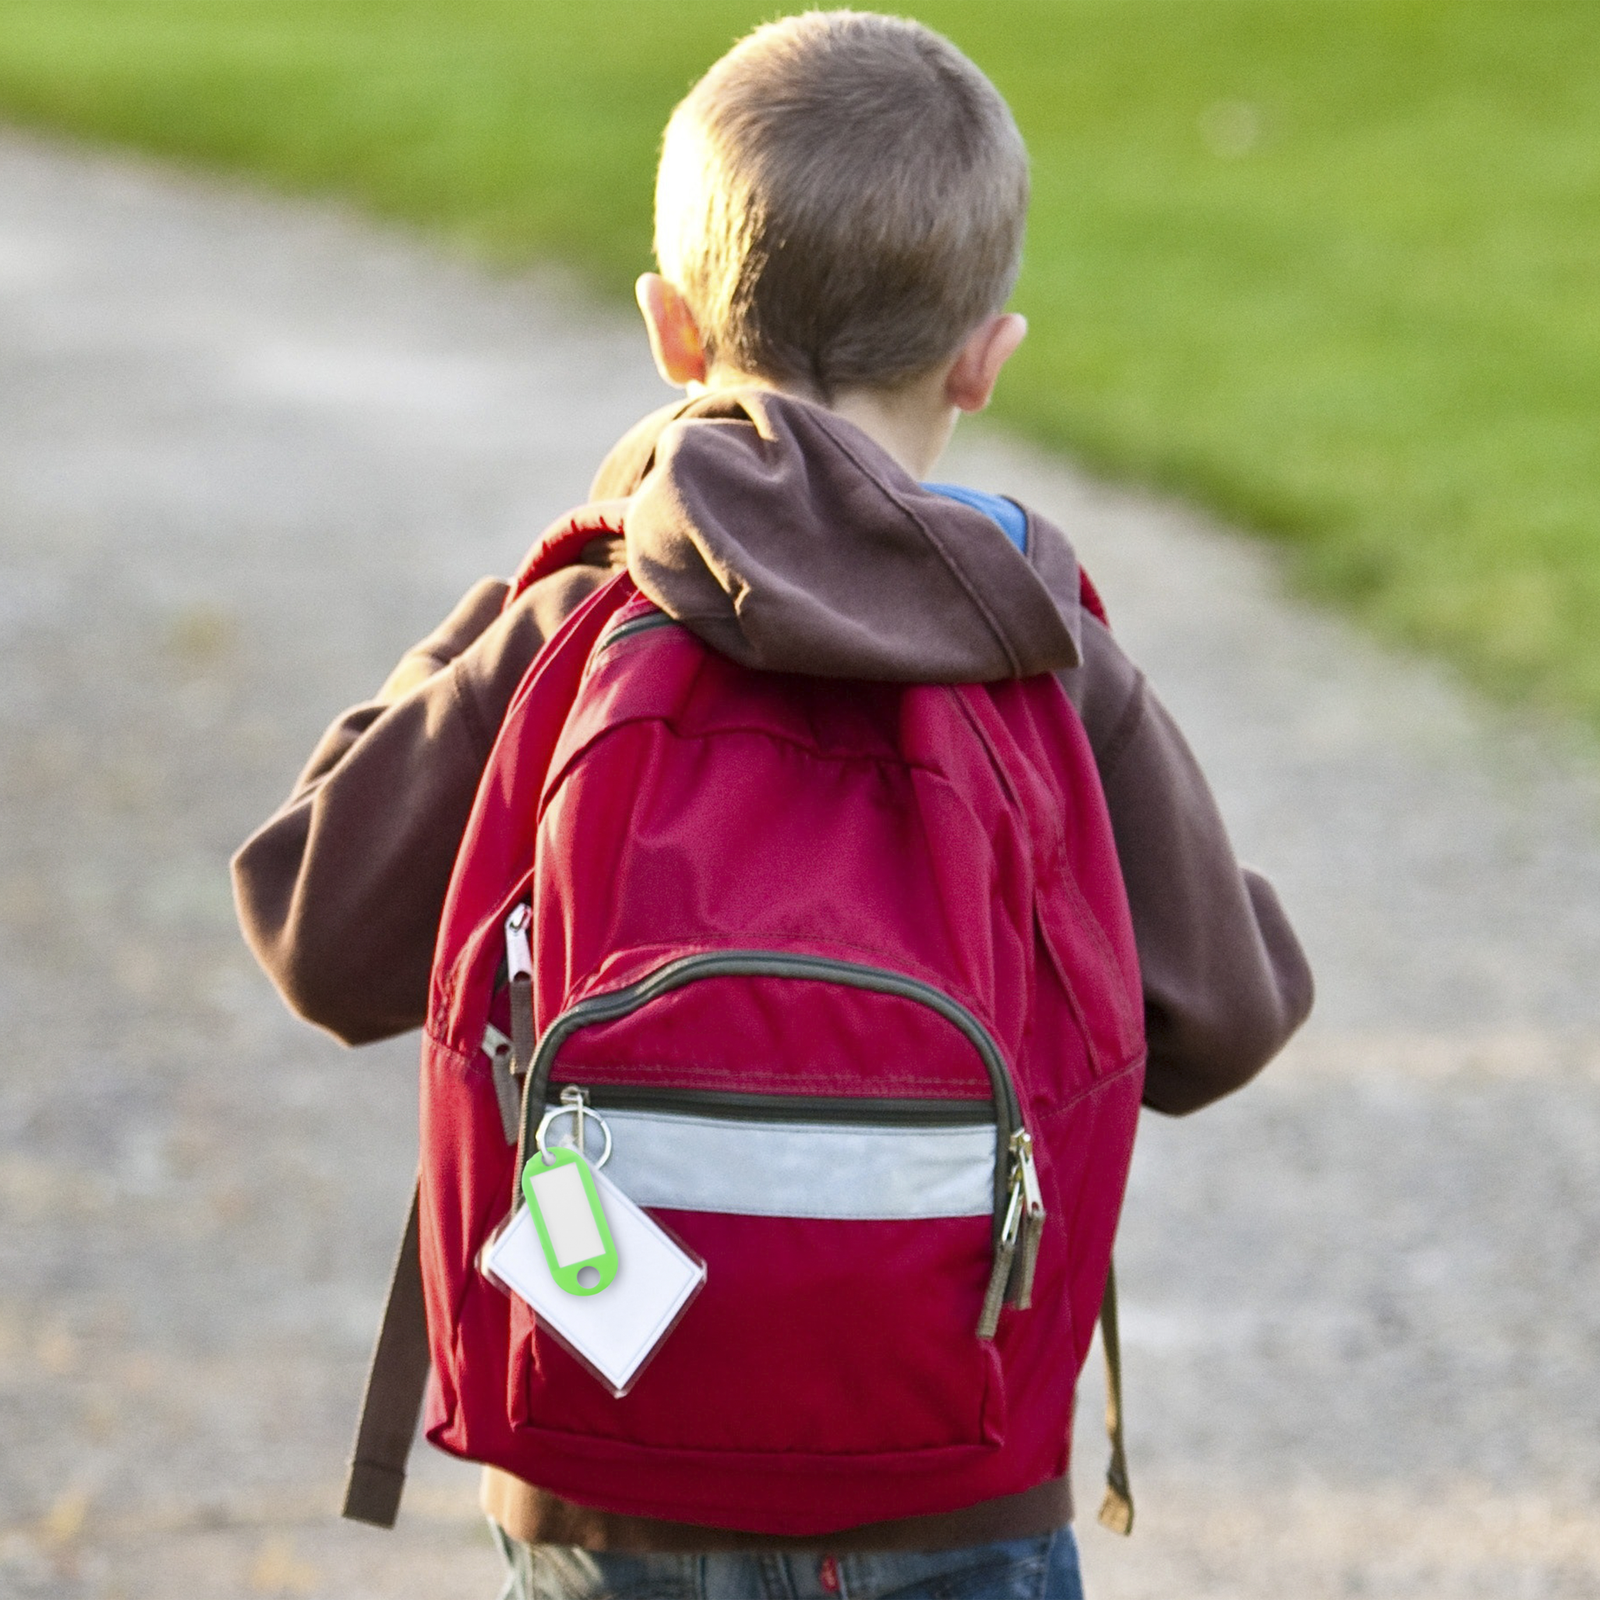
left=655, top=10, right=1029, bottom=397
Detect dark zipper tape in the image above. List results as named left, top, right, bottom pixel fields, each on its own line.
left=593, top=612, right=679, bottom=655
left=549, top=1085, right=994, bottom=1127
left=515, top=951, right=1020, bottom=1237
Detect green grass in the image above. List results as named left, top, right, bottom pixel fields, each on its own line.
left=1, top=1, right=1597, bottom=720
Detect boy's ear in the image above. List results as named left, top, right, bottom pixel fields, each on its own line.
left=944, top=313, right=1027, bottom=414
left=636, top=273, right=709, bottom=388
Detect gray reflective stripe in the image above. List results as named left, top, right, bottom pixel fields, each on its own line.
left=569, top=1108, right=994, bottom=1220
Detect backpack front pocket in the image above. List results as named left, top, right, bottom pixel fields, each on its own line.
left=498, top=952, right=1038, bottom=1462
left=509, top=1091, right=1004, bottom=1455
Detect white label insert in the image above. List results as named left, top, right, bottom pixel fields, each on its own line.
left=527, top=1160, right=605, bottom=1267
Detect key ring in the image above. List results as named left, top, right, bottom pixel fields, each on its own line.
left=535, top=1089, right=612, bottom=1169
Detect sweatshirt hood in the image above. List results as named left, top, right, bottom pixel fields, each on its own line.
left=589, top=389, right=1084, bottom=682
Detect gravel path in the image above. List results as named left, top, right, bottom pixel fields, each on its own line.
left=1, top=130, right=1596, bottom=1599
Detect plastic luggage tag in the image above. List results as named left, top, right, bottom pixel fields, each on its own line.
left=522, top=1146, right=618, bottom=1295
left=481, top=1093, right=706, bottom=1397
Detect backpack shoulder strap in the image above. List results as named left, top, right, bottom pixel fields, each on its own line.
left=1079, top=564, right=1133, bottom=1534
left=1079, top=566, right=1110, bottom=629
left=1097, top=1260, right=1135, bottom=1534
left=1078, top=565, right=1134, bottom=1534
left=341, top=1183, right=430, bottom=1528
left=506, top=501, right=628, bottom=606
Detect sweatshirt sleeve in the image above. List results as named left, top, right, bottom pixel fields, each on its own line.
left=231, top=562, right=616, bottom=1046
left=1059, top=616, right=1314, bottom=1114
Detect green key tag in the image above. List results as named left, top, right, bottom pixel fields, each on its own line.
left=521, top=1146, right=619, bottom=1296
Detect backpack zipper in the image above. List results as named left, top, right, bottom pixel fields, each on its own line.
left=507, top=942, right=1041, bottom=1336
left=518, top=951, right=1022, bottom=1180
left=592, top=611, right=679, bottom=655
left=548, top=1084, right=993, bottom=1127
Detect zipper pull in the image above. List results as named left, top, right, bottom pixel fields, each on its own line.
left=535, top=1085, right=613, bottom=1169
left=1007, top=1130, right=1047, bottom=1310
left=977, top=1164, right=1025, bottom=1339
left=504, top=903, right=533, bottom=982
left=504, top=902, right=535, bottom=1095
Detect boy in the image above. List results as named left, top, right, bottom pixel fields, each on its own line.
left=234, top=12, right=1312, bottom=1598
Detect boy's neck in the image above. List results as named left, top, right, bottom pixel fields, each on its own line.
left=695, top=369, right=958, bottom=481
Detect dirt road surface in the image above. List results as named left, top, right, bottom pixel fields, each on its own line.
left=2, top=131, right=1596, bottom=1598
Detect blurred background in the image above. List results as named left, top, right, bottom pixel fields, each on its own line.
left=0, top=3, right=1597, bottom=1596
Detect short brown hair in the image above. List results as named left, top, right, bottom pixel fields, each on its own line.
left=655, top=11, right=1029, bottom=396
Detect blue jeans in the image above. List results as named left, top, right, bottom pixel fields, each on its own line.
left=489, top=1524, right=1085, bottom=1600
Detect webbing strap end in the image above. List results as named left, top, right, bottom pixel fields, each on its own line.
left=1097, top=1258, right=1135, bottom=1537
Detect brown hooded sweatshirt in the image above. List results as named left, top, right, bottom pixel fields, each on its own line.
left=233, top=390, right=1313, bottom=1552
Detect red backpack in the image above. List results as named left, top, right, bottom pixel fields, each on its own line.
left=343, top=514, right=1145, bottom=1536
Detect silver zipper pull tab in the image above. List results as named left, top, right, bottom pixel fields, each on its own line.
left=977, top=1163, right=1025, bottom=1339
left=1007, top=1130, right=1046, bottom=1310
left=504, top=903, right=535, bottom=1090
left=504, top=903, right=533, bottom=981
